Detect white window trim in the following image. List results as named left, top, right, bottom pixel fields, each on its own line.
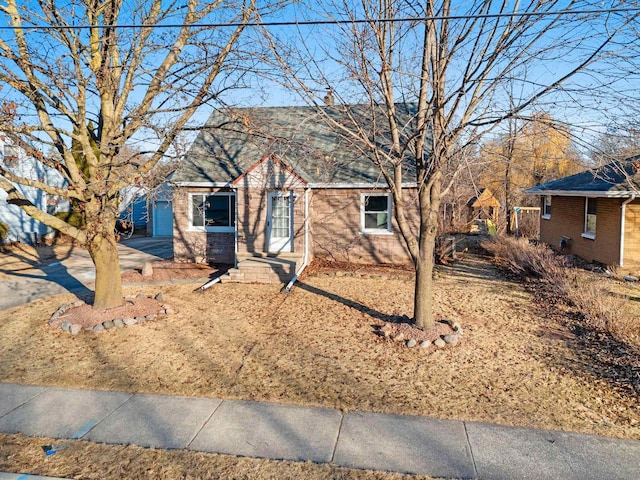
left=541, top=195, right=551, bottom=220
left=581, top=197, right=596, bottom=240
left=360, top=193, right=393, bottom=235
left=188, top=192, right=235, bottom=233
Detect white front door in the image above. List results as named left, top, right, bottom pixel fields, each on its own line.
left=267, top=191, right=293, bottom=253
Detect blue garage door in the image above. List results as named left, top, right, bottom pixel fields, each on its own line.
left=153, top=200, right=173, bottom=237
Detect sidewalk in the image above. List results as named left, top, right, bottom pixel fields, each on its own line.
left=1, top=383, right=639, bottom=479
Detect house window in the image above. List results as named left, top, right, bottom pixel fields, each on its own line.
left=361, top=193, right=391, bottom=233
left=583, top=197, right=596, bottom=239
left=2, top=144, right=19, bottom=166
left=190, top=193, right=235, bottom=232
left=542, top=196, right=551, bottom=219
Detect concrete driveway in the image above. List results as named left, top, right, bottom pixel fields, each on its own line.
left=0, top=236, right=173, bottom=311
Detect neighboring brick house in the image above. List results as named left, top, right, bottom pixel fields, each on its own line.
left=171, top=105, right=420, bottom=283
left=526, top=158, right=640, bottom=270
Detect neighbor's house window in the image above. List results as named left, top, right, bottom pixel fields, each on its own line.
left=2, top=144, right=19, bottom=166
left=190, top=193, right=235, bottom=232
left=542, top=195, right=552, bottom=219
left=361, top=193, right=391, bottom=233
left=583, top=197, right=597, bottom=239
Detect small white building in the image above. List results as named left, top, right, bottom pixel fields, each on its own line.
left=0, top=137, right=69, bottom=244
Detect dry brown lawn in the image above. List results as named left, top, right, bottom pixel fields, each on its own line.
left=0, top=249, right=639, bottom=479
left=612, top=280, right=640, bottom=321
left=0, top=432, right=430, bottom=480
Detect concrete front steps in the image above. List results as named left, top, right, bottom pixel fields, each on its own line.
left=220, top=253, right=303, bottom=284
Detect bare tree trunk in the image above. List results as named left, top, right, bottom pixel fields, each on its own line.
left=413, top=231, right=436, bottom=330
left=88, top=232, right=123, bottom=309
left=412, top=166, right=442, bottom=330
left=505, top=169, right=512, bottom=235
left=504, top=114, right=516, bottom=235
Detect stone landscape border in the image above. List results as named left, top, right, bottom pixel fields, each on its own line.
left=378, top=318, right=463, bottom=350
left=48, top=293, right=175, bottom=335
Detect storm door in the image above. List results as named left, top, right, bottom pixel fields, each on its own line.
left=267, top=191, right=293, bottom=253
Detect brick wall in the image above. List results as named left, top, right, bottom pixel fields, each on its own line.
left=539, top=196, right=623, bottom=266
left=173, top=187, right=235, bottom=264
left=236, top=187, right=306, bottom=255
left=173, top=184, right=421, bottom=267
left=310, top=188, right=419, bottom=265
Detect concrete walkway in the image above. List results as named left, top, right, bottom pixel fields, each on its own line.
left=1, top=383, right=639, bottom=479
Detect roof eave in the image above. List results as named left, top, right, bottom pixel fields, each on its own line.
left=172, top=181, right=419, bottom=189
left=309, top=182, right=417, bottom=188
left=524, top=189, right=638, bottom=198
left=172, top=181, right=233, bottom=188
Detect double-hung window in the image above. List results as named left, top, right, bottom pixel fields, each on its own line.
left=361, top=193, right=391, bottom=233
left=542, top=195, right=552, bottom=219
left=582, top=197, right=596, bottom=239
left=190, top=193, right=235, bottom=232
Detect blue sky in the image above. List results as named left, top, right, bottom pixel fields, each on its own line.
left=1, top=1, right=639, bottom=154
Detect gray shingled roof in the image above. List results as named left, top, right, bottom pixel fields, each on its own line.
left=525, top=158, right=640, bottom=196
left=173, top=105, right=419, bottom=185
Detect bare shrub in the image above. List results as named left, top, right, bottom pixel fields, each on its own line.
left=484, top=236, right=637, bottom=344
left=564, top=271, right=635, bottom=342
left=514, top=210, right=541, bottom=239
left=482, top=236, right=561, bottom=278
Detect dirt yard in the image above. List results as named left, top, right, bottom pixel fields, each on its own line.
left=0, top=248, right=638, bottom=479
left=120, top=259, right=218, bottom=284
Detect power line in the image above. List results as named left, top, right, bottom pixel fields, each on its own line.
left=0, top=6, right=638, bottom=31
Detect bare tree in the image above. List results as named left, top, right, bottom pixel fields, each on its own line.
left=589, top=126, right=640, bottom=165
left=0, top=0, right=262, bottom=309
left=481, top=112, right=584, bottom=232
left=263, top=0, right=638, bottom=329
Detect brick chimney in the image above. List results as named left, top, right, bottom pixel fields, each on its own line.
left=323, top=89, right=334, bottom=106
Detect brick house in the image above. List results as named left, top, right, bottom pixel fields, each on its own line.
left=171, top=105, right=420, bottom=283
left=526, top=158, right=640, bottom=270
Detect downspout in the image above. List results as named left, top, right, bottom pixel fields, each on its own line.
left=282, top=186, right=310, bottom=293
left=619, top=194, right=636, bottom=267
left=197, top=274, right=223, bottom=291
left=233, top=186, right=238, bottom=269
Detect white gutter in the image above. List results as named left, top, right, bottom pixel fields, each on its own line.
left=619, top=194, right=637, bottom=267
left=176, top=181, right=419, bottom=189
left=524, top=189, right=637, bottom=198
left=282, top=187, right=310, bottom=293
left=308, top=182, right=418, bottom=189
left=173, top=181, right=232, bottom=188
